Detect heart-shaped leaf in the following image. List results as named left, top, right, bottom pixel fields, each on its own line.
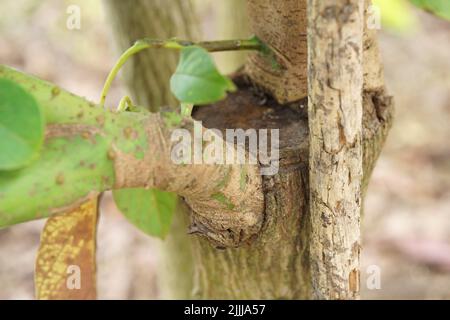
left=170, top=46, right=236, bottom=105
left=113, top=188, right=177, bottom=238
left=0, top=78, right=45, bottom=170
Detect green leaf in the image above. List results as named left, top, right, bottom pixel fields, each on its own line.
left=0, top=78, right=45, bottom=170
left=113, top=188, right=177, bottom=238
left=410, top=0, right=450, bottom=20
left=170, top=46, right=236, bottom=105
left=0, top=134, right=114, bottom=227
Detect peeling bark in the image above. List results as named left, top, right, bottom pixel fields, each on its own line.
left=307, top=0, right=364, bottom=299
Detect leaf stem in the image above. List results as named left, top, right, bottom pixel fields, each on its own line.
left=137, top=37, right=264, bottom=52
left=100, top=36, right=266, bottom=106
left=100, top=41, right=150, bottom=106
left=180, top=103, right=194, bottom=117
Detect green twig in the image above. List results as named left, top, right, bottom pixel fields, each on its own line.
left=137, top=37, right=264, bottom=52
left=180, top=103, right=194, bottom=117
left=99, top=36, right=265, bottom=107
left=100, top=41, right=149, bottom=106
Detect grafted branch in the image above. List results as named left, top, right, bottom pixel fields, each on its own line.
left=0, top=65, right=264, bottom=248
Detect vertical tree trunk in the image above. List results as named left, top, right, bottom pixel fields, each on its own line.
left=104, top=0, right=393, bottom=299
left=103, top=0, right=200, bottom=299
left=214, top=0, right=250, bottom=73
left=186, top=0, right=311, bottom=298
left=191, top=0, right=392, bottom=299
left=307, top=0, right=364, bottom=299
left=245, top=0, right=307, bottom=103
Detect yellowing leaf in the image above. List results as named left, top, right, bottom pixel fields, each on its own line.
left=34, top=197, right=99, bottom=300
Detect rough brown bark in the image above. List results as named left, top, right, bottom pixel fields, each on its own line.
left=188, top=0, right=393, bottom=300
left=361, top=0, right=394, bottom=194
left=245, top=0, right=307, bottom=103
left=105, top=0, right=393, bottom=299
left=307, top=0, right=364, bottom=299
left=363, top=0, right=385, bottom=92
left=192, top=78, right=310, bottom=298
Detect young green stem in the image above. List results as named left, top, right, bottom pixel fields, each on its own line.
left=100, top=41, right=150, bottom=106
left=100, top=36, right=265, bottom=106
left=137, top=37, right=264, bottom=52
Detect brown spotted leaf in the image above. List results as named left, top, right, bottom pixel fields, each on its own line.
left=35, top=197, right=99, bottom=300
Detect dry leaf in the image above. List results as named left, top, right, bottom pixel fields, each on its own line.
left=35, top=197, right=99, bottom=300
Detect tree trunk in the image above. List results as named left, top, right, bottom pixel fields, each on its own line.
left=307, top=0, right=364, bottom=299
left=104, top=0, right=200, bottom=299
left=245, top=0, right=307, bottom=103
left=214, top=0, right=250, bottom=74
left=189, top=0, right=311, bottom=299
left=104, top=0, right=393, bottom=299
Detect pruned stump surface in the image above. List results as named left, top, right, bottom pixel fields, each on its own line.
left=190, top=74, right=311, bottom=299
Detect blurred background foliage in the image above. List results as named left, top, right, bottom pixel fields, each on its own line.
left=374, top=0, right=449, bottom=33
left=0, top=0, right=449, bottom=299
